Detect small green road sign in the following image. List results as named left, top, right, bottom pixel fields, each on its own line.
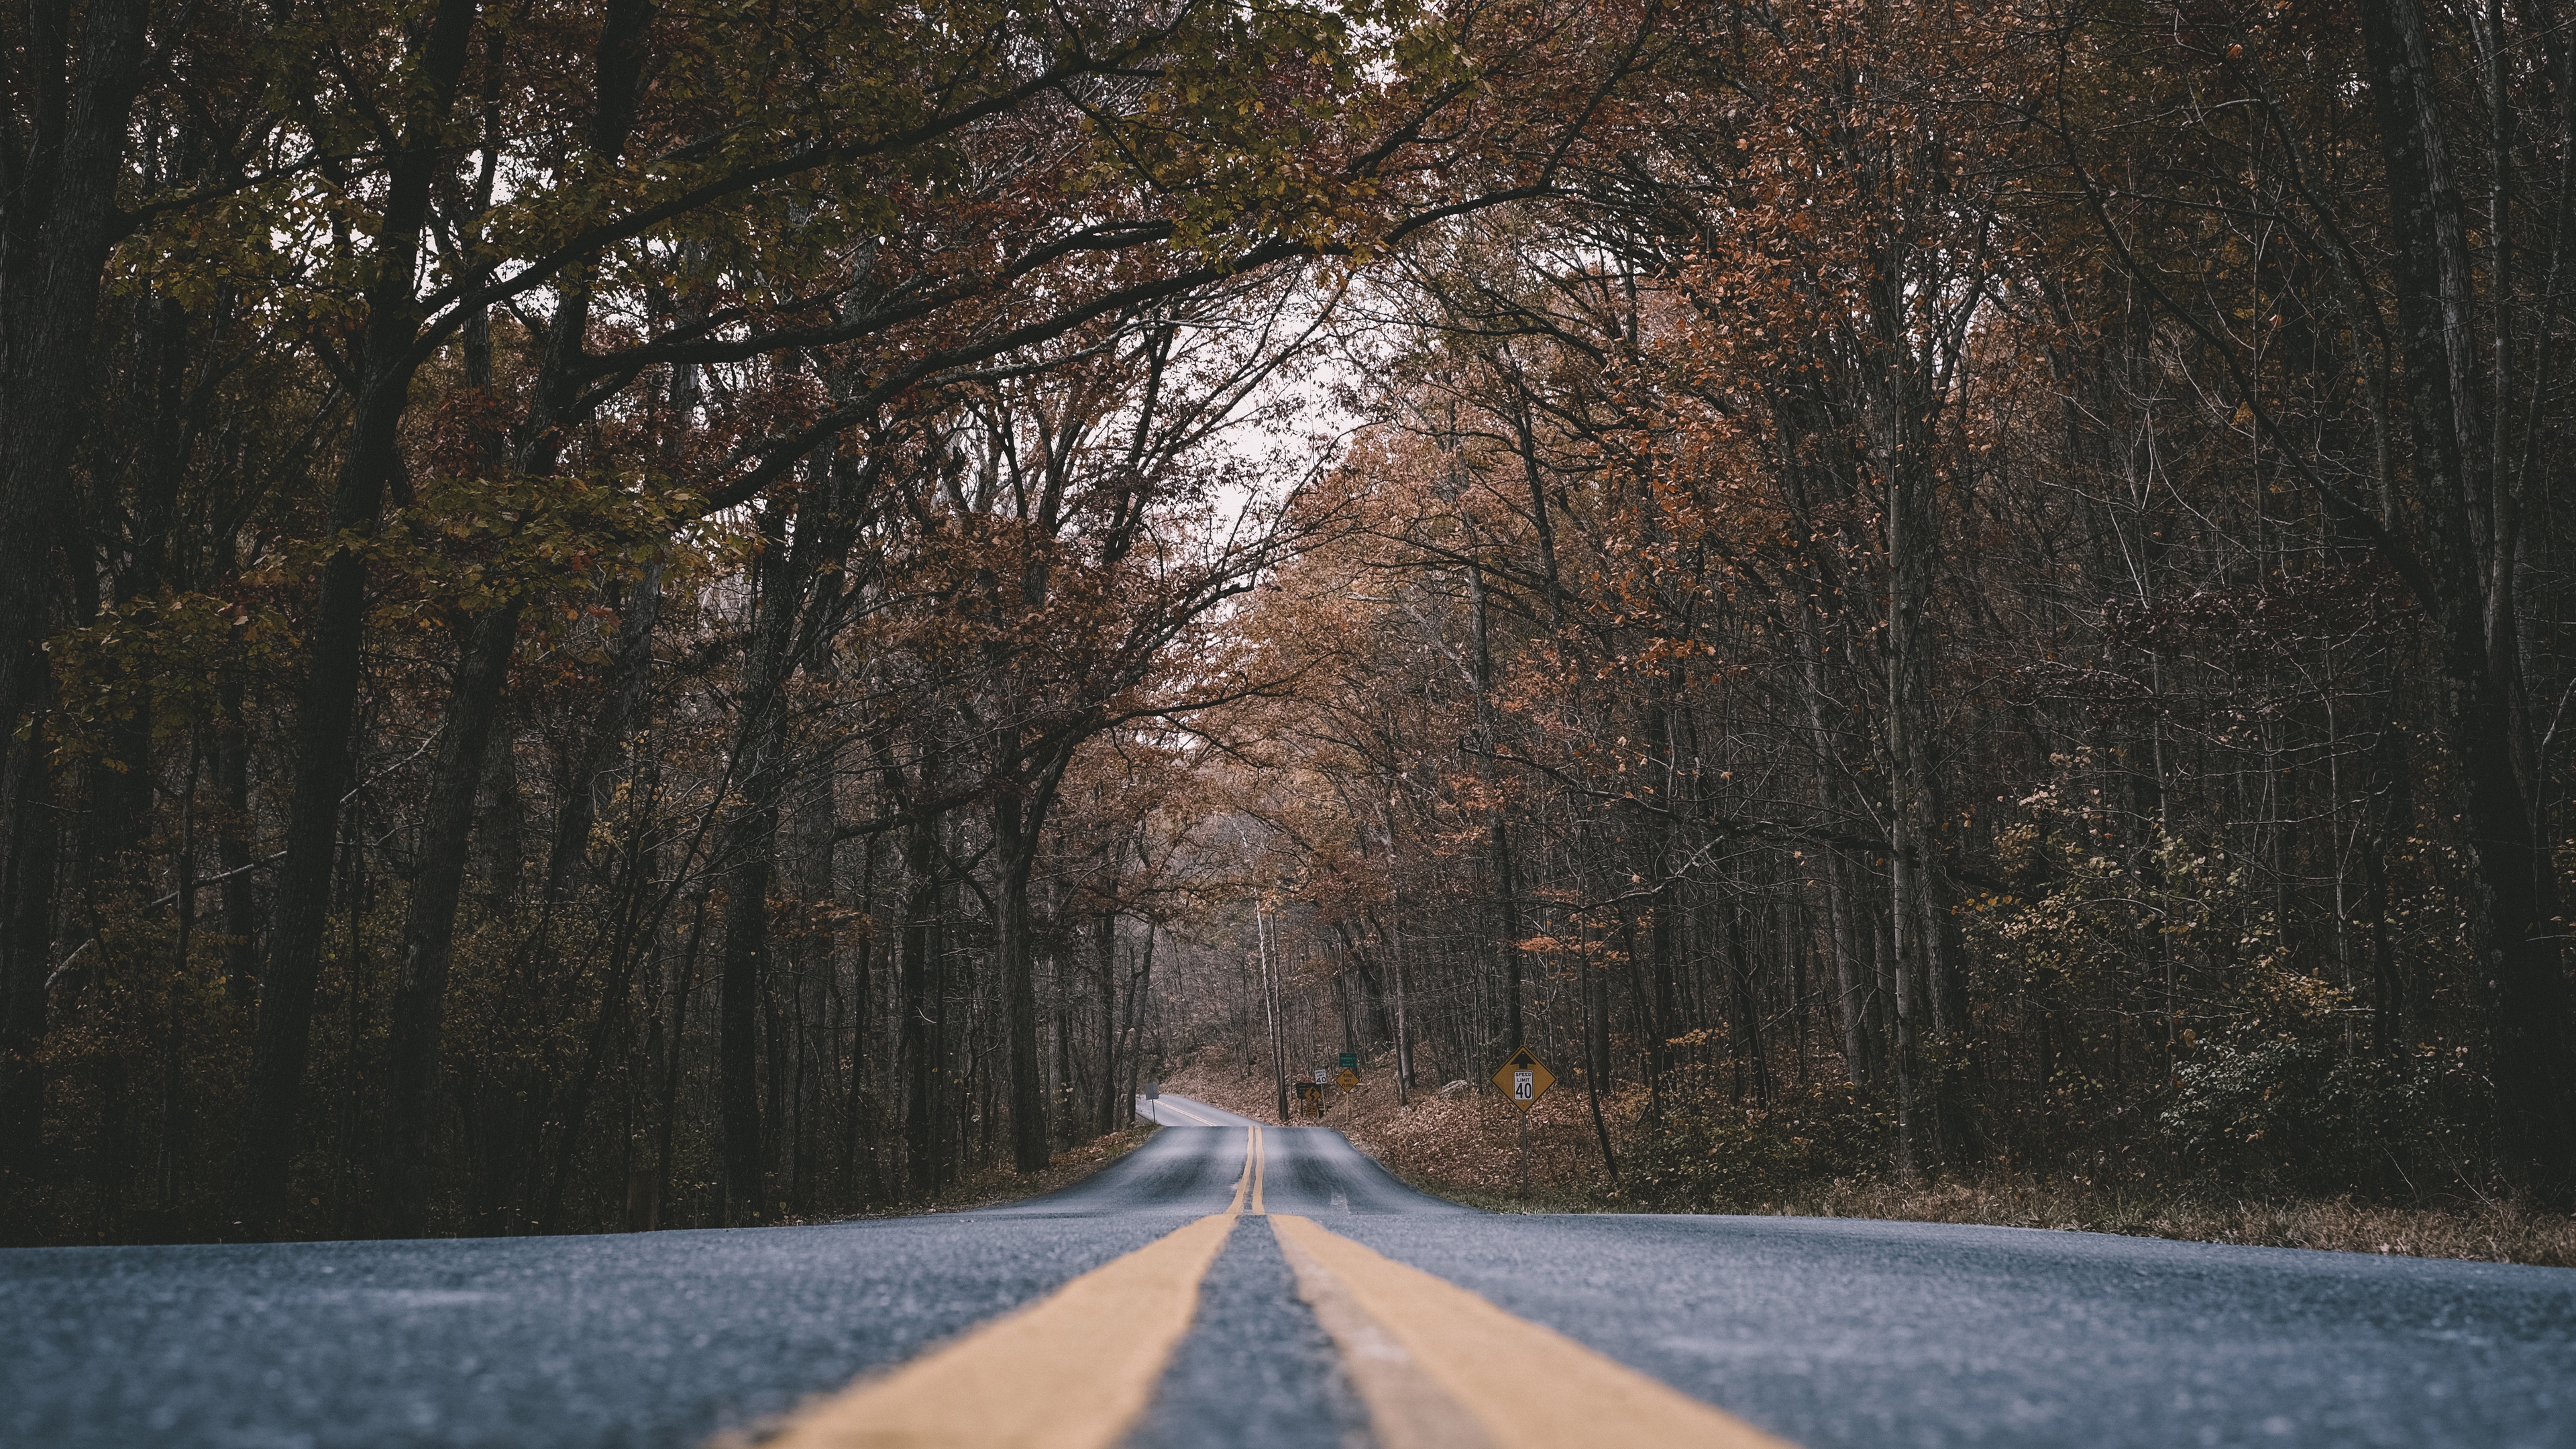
left=1338, top=1052, right=1358, bottom=1071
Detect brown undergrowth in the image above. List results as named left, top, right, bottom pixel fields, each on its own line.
left=824, top=1122, right=1160, bottom=1223
left=1162, top=1049, right=2576, bottom=1267
left=1776, top=1177, right=2576, bottom=1267
left=1163, top=1046, right=1625, bottom=1204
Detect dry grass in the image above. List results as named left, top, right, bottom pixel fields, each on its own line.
left=1165, top=1049, right=2576, bottom=1267
left=1773, top=1177, right=2576, bottom=1267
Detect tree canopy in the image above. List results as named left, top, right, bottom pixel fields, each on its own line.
left=3, top=0, right=2572, bottom=1242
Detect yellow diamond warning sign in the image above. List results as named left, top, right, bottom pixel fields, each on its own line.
left=1491, top=1046, right=1553, bottom=1112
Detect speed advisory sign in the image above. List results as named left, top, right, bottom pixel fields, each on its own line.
left=1491, top=1046, right=1553, bottom=1112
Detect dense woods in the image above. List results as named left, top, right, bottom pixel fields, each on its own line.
left=3, top=0, right=2571, bottom=1244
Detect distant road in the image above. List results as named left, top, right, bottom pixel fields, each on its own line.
left=4, top=1092, right=2569, bottom=1447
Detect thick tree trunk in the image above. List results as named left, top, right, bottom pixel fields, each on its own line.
left=1724, top=904, right=1773, bottom=1109
left=1094, top=904, right=1120, bottom=1138
left=1881, top=352, right=1958, bottom=1167
left=545, top=562, right=665, bottom=897
left=898, top=853, right=944, bottom=1197
left=0, top=1, right=152, bottom=1125
left=994, top=777, right=1051, bottom=1173
left=231, top=0, right=482, bottom=1238
left=373, top=222, right=616, bottom=1234
left=235, top=470, right=396, bottom=1236
left=1823, top=851, right=1879, bottom=1089
left=1585, top=945, right=1617, bottom=1181
left=1650, top=877, right=1678, bottom=1102
left=0, top=0, right=152, bottom=729
left=377, top=601, right=524, bottom=1234
left=78, top=292, right=197, bottom=884
left=712, top=423, right=853, bottom=1222
left=843, top=837, right=878, bottom=1204
left=537, top=860, right=655, bottom=1233
left=1, top=706, right=60, bottom=1162
left=715, top=612, right=794, bottom=1224
left=215, top=681, right=260, bottom=1010
left=468, top=709, right=524, bottom=908
left=1465, top=561, right=1523, bottom=1051
left=786, top=720, right=837, bottom=1210
left=2362, top=0, right=2572, bottom=1189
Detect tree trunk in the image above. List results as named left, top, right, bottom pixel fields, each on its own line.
left=898, top=802, right=945, bottom=1197
left=231, top=0, right=482, bottom=1238
left=1585, top=939, right=1617, bottom=1181
left=2362, top=0, right=2572, bottom=1188
left=1, top=704, right=60, bottom=1163
left=1882, top=362, right=1952, bottom=1167
left=1095, top=904, right=1120, bottom=1138
left=994, top=775, right=1051, bottom=1173
left=0, top=0, right=152, bottom=729
left=1465, top=561, right=1523, bottom=1051
left=715, top=602, right=794, bottom=1222
left=378, top=600, right=524, bottom=1234
left=215, top=680, right=260, bottom=1011
left=545, top=561, right=664, bottom=898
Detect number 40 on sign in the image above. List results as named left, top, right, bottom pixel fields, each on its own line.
left=1491, top=1047, right=1553, bottom=1111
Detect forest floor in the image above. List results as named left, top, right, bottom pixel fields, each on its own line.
left=1160, top=1049, right=2576, bottom=1269
left=825, top=1121, right=1161, bottom=1222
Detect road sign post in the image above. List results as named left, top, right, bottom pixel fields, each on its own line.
left=1490, top=1048, right=1554, bottom=1196
left=1295, top=1080, right=1326, bottom=1118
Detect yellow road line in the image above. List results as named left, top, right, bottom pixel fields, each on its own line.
left=1250, top=1124, right=1267, bottom=1214
left=1273, top=1225, right=1495, bottom=1449
left=751, top=1131, right=1258, bottom=1449
left=1270, top=1215, right=1799, bottom=1449
left=1225, top=1126, right=1254, bottom=1215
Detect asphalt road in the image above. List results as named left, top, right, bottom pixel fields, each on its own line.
left=3, top=1093, right=2571, bottom=1448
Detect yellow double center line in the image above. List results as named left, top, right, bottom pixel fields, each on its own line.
left=754, top=1125, right=1792, bottom=1449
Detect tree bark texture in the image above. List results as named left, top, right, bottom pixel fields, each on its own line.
left=2361, top=0, right=2572, bottom=1187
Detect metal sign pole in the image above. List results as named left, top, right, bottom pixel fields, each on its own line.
left=1492, top=1046, right=1552, bottom=1199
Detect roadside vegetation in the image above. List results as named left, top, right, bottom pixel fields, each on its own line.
left=830, top=1123, right=1161, bottom=1224
left=5, top=0, right=2574, bottom=1248
left=1167, top=1056, right=2576, bottom=1267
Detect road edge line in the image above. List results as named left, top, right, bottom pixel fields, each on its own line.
left=1269, top=1214, right=1801, bottom=1449
left=1158, top=1100, right=1224, bottom=1126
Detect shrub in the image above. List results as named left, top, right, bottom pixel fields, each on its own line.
left=1615, top=1083, right=1888, bottom=1212
left=2161, top=1028, right=2485, bottom=1195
